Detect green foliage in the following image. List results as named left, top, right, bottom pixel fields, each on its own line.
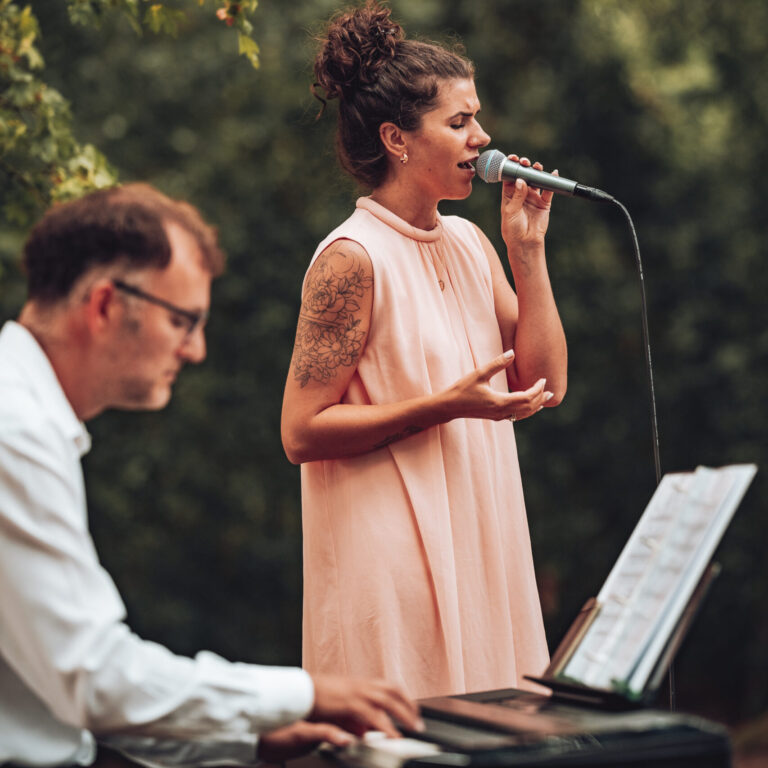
left=65, top=0, right=260, bottom=65
left=0, top=0, right=766, bottom=733
left=144, top=5, right=187, bottom=37
left=66, top=0, right=143, bottom=33
left=0, top=0, right=261, bottom=237
left=0, top=0, right=116, bottom=228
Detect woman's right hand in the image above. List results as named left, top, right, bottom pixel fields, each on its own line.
left=443, top=349, right=553, bottom=422
left=500, top=155, right=555, bottom=249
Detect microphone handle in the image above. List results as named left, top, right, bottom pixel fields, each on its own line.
left=501, top=159, right=615, bottom=202
left=501, top=159, right=579, bottom=196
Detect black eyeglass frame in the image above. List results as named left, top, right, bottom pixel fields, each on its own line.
left=112, top=279, right=208, bottom=337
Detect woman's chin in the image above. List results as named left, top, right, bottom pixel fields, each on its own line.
left=439, top=184, right=474, bottom=202
left=452, top=185, right=474, bottom=201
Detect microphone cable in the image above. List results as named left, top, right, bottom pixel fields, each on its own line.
left=602, top=195, right=662, bottom=488
left=599, top=193, right=671, bottom=710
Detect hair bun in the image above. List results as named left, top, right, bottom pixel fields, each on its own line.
left=314, top=1, right=404, bottom=102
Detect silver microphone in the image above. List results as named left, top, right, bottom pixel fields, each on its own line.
left=474, top=149, right=613, bottom=202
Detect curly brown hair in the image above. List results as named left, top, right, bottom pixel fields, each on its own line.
left=313, top=0, right=474, bottom=189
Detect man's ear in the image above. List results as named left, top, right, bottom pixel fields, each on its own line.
left=379, top=122, right=408, bottom=162
left=84, top=279, right=120, bottom=335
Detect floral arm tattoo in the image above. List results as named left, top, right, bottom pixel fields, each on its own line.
left=293, top=243, right=374, bottom=388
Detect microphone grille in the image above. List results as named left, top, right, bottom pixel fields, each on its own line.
left=474, top=149, right=506, bottom=183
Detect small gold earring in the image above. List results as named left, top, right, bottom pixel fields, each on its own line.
left=400, top=152, right=408, bottom=165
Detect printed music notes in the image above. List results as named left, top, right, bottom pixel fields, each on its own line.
left=557, top=464, right=757, bottom=700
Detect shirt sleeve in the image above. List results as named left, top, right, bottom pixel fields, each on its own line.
left=0, top=413, right=314, bottom=757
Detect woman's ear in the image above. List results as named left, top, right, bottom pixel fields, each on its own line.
left=379, top=122, right=408, bottom=162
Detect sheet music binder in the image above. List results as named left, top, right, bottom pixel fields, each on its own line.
left=331, top=465, right=755, bottom=768
left=525, top=463, right=757, bottom=708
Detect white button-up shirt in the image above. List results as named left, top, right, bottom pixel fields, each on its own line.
left=0, top=321, right=313, bottom=766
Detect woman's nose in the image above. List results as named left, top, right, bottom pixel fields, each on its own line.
left=471, top=123, right=491, bottom=149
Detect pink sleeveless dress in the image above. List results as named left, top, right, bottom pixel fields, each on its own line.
left=300, top=197, right=549, bottom=698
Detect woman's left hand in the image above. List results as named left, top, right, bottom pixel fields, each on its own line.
left=500, top=155, right=556, bottom=248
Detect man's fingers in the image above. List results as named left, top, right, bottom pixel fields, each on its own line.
left=362, top=706, right=400, bottom=739
left=347, top=682, right=424, bottom=738
left=344, top=695, right=404, bottom=739
left=368, top=684, right=424, bottom=733
left=309, top=674, right=421, bottom=739
left=257, top=721, right=355, bottom=763
left=306, top=723, right=355, bottom=747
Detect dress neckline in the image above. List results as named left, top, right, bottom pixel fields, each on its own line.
left=356, top=197, right=443, bottom=243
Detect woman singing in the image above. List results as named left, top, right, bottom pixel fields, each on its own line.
left=281, top=0, right=567, bottom=698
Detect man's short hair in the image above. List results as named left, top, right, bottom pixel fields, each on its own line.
left=23, top=184, right=226, bottom=303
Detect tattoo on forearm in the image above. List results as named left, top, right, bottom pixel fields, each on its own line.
left=373, top=425, right=424, bottom=450
left=293, top=245, right=373, bottom=387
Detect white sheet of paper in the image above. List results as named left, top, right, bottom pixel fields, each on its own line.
left=560, top=464, right=757, bottom=697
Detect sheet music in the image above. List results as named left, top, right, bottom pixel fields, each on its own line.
left=560, top=464, right=756, bottom=698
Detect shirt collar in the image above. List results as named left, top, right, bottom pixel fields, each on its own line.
left=356, top=197, right=444, bottom=243
left=0, top=321, right=92, bottom=457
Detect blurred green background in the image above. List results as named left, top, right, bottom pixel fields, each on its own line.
left=1, top=0, right=766, bottom=743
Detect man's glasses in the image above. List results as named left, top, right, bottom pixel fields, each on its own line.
left=113, top=280, right=208, bottom=338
